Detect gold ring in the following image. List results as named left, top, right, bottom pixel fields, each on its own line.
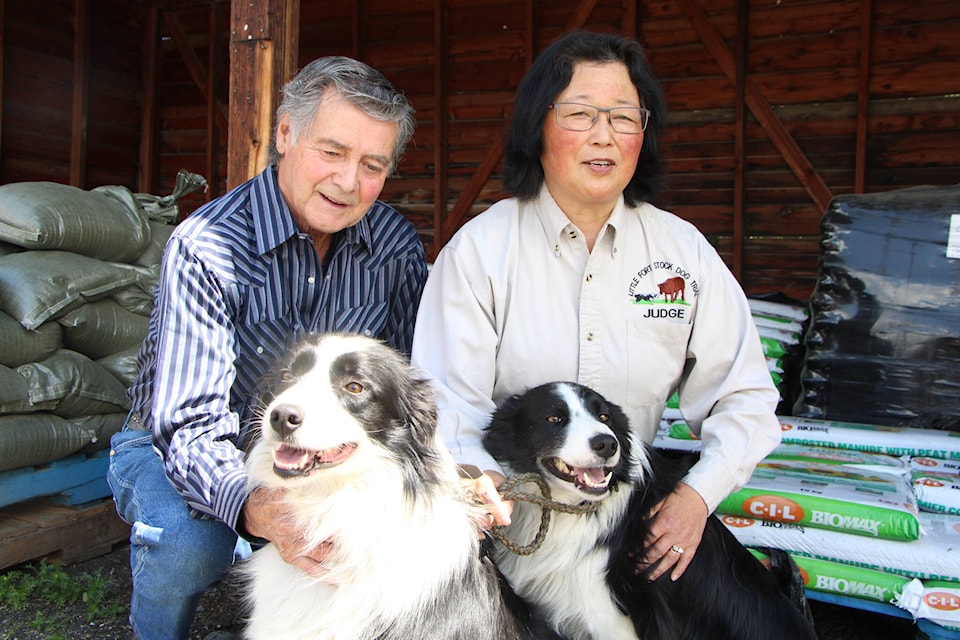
left=670, top=544, right=685, bottom=555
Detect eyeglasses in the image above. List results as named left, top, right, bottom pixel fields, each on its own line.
left=548, top=102, right=650, bottom=134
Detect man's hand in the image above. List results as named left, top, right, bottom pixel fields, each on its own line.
left=242, top=486, right=335, bottom=578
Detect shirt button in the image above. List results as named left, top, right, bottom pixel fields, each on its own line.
left=307, top=276, right=315, bottom=284
left=364, top=329, right=372, bottom=336
left=586, top=332, right=595, bottom=342
left=586, top=274, right=593, bottom=282
left=256, top=346, right=264, bottom=354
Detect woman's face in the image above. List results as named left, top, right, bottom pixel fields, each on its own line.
left=540, top=61, right=645, bottom=216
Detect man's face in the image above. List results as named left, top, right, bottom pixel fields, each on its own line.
left=276, top=93, right=399, bottom=237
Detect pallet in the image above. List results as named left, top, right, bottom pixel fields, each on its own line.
left=0, top=448, right=113, bottom=509
left=807, top=589, right=960, bottom=640
left=0, top=496, right=130, bottom=570
left=0, top=448, right=130, bottom=570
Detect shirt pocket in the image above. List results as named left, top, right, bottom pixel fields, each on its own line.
left=333, top=300, right=390, bottom=338
left=625, top=319, right=692, bottom=407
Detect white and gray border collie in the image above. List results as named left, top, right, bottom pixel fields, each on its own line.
left=483, top=382, right=819, bottom=640
left=242, top=333, right=531, bottom=640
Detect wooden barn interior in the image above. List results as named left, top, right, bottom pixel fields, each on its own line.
left=3, top=0, right=958, bottom=303
left=2, top=3, right=960, bottom=636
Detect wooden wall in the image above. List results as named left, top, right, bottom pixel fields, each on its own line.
left=1, top=0, right=958, bottom=302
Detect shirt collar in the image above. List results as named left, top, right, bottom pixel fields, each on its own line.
left=536, top=184, right=623, bottom=259
left=249, top=166, right=375, bottom=256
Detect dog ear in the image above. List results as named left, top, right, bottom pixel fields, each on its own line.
left=482, top=392, right=524, bottom=459
left=396, top=372, right=439, bottom=447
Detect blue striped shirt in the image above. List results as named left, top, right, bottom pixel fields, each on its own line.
left=127, top=166, right=427, bottom=528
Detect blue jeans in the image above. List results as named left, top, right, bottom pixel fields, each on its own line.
left=107, top=427, right=242, bottom=640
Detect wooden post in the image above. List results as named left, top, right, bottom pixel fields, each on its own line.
left=70, top=0, right=89, bottom=188
left=227, top=0, right=300, bottom=189
left=138, top=6, right=159, bottom=195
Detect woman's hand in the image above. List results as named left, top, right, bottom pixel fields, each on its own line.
left=459, top=466, right=513, bottom=530
left=242, top=486, right=336, bottom=579
left=637, top=481, right=708, bottom=582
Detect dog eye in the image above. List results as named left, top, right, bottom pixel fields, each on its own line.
left=547, top=415, right=561, bottom=423
left=280, top=371, right=294, bottom=382
left=599, top=413, right=609, bottom=422
left=344, top=381, right=365, bottom=394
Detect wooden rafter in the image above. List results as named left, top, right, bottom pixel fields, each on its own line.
left=675, top=0, right=833, bottom=212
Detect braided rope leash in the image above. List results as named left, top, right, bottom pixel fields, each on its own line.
left=488, top=473, right=601, bottom=556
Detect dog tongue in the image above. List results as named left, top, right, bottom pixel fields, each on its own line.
left=575, top=466, right=608, bottom=487
left=274, top=445, right=312, bottom=469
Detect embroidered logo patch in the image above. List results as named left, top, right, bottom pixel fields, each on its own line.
left=627, top=260, right=699, bottom=322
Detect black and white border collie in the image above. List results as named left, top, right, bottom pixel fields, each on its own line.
left=483, top=382, right=819, bottom=640
left=242, top=333, right=530, bottom=640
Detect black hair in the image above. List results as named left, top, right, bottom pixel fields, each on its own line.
left=503, top=30, right=667, bottom=206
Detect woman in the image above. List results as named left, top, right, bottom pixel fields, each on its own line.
left=410, top=30, right=780, bottom=582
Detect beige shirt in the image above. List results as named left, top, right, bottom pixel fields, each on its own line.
left=411, top=186, right=780, bottom=512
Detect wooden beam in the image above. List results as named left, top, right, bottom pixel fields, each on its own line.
left=440, top=0, right=600, bottom=247
left=675, top=0, right=833, bottom=213
left=731, top=0, right=748, bottom=279
left=70, top=0, right=89, bottom=188
left=163, top=10, right=229, bottom=135
left=352, top=0, right=362, bottom=60
left=622, top=0, right=636, bottom=38
left=855, top=0, right=873, bottom=193
left=431, top=0, right=447, bottom=260
left=205, top=3, right=223, bottom=202
left=139, top=6, right=159, bottom=194
left=0, top=0, right=5, bottom=156
left=227, top=0, right=300, bottom=188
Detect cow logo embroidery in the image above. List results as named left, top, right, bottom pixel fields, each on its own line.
left=627, top=260, right=699, bottom=323
left=657, top=276, right=685, bottom=302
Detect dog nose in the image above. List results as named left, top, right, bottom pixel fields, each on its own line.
left=270, top=403, right=304, bottom=437
left=589, top=433, right=619, bottom=460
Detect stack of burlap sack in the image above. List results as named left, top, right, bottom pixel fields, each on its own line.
left=0, top=171, right=205, bottom=474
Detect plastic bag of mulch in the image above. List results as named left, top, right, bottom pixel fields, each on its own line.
left=796, top=185, right=960, bottom=427
left=0, top=311, right=62, bottom=367
left=134, top=220, right=177, bottom=267
left=108, top=264, right=160, bottom=317
left=0, top=364, right=56, bottom=414
left=0, top=413, right=97, bottom=472
left=750, top=548, right=914, bottom=605
left=717, top=449, right=921, bottom=541
left=15, top=350, right=130, bottom=418
left=0, top=240, right=22, bottom=257
left=135, top=169, right=207, bottom=224
left=0, top=181, right=151, bottom=262
left=57, top=299, right=148, bottom=360
left=74, top=412, right=128, bottom=453
left=0, top=250, right=140, bottom=330
left=97, top=345, right=142, bottom=387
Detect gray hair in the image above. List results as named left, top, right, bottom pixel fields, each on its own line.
left=269, top=56, right=416, bottom=171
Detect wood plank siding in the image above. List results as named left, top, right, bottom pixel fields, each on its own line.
left=1, top=0, right=958, bottom=301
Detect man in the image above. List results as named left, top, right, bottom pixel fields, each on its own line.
left=107, top=56, right=426, bottom=640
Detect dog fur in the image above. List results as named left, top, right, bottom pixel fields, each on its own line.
left=241, top=333, right=530, bottom=640
left=483, top=381, right=819, bottom=640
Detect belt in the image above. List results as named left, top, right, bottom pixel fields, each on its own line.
left=127, top=412, right=151, bottom=432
